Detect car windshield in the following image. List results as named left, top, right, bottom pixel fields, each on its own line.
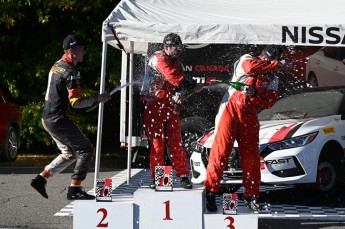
left=258, top=90, right=344, bottom=121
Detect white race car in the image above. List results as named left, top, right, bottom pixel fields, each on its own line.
left=190, top=86, right=345, bottom=192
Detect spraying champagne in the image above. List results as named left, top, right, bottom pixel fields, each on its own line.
left=211, top=79, right=255, bottom=97
left=173, top=83, right=204, bottom=104
left=210, top=79, right=249, bottom=91
left=86, top=81, right=141, bottom=112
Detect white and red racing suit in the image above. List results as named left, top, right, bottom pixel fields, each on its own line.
left=204, top=54, right=280, bottom=200
left=141, top=50, right=197, bottom=179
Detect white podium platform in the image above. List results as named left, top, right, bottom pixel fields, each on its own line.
left=73, top=187, right=258, bottom=229
left=134, top=188, right=204, bottom=229
left=204, top=206, right=258, bottom=229
left=73, top=196, right=134, bottom=229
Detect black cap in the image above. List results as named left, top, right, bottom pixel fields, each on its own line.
left=63, top=35, right=85, bottom=50
left=163, top=33, right=184, bottom=50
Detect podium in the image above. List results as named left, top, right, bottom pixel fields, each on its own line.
left=134, top=188, right=204, bottom=229
left=73, top=187, right=258, bottom=229
left=204, top=206, right=258, bottom=229
left=73, top=196, right=133, bottom=229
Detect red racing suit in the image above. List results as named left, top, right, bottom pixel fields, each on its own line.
left=204, top=54, right=280, bottom=199
left=141, top=50, right=197, bottom=178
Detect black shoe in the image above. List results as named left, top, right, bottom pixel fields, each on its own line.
left=180, top=177, right=192, bottom=189
left=30, top=175, right=48, bottom=199
left=149, top=180, right=156, bottom=189
left=246, top=197, right=261, bottom=211
left=67, top=186, right=95, bottom=200
left=205, top=190, right=217, bottom=212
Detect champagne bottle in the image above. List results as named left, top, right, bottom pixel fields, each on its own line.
left=173, top=88, right=194, bottom=105
left=175, top=89, right=193, bottom=99
left=180, top=89, right=194, bottom=98
left=211, top=79, right=249, bottom=91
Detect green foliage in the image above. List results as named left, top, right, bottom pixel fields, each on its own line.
left=0, top=0, right=122, bottom=152
left=20, top=101, right=53, bottom=150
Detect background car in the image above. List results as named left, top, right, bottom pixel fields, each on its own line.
left=306, top=46, right=345, bottom=87
left=190, top=86, right=345, bottom=193
left=0, top=85, right=22, bottom=161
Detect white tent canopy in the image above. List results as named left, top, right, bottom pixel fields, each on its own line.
left=102, top=0, right=345, bottom=53
left=94, top=0, right=345, bottom=188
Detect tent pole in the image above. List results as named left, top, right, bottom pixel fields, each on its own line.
left=119, top=52, right=128, bottom=147
left=93, top=41, right=108, bottom=192
left=126, top=41, right=134, bottom=185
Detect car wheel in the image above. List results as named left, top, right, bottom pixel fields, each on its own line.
left=316, top=161, right=336, bottom=192
left=0, top=126, right=20, bottom=162
left=180, top=117, right=213, bottom=158
left=308, top=73, right=318, bottom=87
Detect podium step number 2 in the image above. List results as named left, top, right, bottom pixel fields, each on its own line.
left=73, top=200, right=133, bottom=229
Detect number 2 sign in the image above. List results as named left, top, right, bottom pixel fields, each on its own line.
left=96, top=208, right=109, bottom=227
left=73, top=201, right=133, bottom=229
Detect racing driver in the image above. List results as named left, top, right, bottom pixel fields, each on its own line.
left=204, top=45, right=286, bottom=211
left=30, top=34, right=110, bottom=200
left=141, top=33, right=203, bottom=189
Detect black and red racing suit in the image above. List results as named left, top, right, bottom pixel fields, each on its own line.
left=42, top=54, right=96, bottom=181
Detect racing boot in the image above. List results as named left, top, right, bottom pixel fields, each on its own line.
left=30, top=175, right=48, bottom=199
left=67, top=186, right=95, bottom=200
left=246, top=197, right=261, bottom=211
left=180, top=177, right=192, bottom=189
left=205, top=190, right=217, bottom=212
left=149, top=180, right=156, bottom=189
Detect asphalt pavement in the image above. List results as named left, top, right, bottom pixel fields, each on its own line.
left=0, top=167, right=120, bottom=229
left=1, top=167, right=345, bottom=229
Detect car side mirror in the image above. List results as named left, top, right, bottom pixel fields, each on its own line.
left=342, top=59, right=345, bottom=65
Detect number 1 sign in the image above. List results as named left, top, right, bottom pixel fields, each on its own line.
left=133, top=188, right=204, bottom=229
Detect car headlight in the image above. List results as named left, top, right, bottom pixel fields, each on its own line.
left=268, top=132, right=318, bottom=151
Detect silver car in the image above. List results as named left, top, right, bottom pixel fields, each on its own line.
left=306, top=46, right=345, bottom=87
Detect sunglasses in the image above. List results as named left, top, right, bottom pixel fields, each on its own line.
left=171, top=45, right=185, bottom=51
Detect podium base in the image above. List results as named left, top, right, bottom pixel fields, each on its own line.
left=73, top=198, right=133, bottom=229
left=204, top=206, right=258, bottom=229
left=134, top=187, right=204, bottom=229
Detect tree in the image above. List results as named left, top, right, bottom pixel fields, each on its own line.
left=0, top=0, right=122, bottom=152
